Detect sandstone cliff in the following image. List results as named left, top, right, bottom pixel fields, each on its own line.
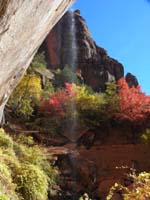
left=0, top=0, right=75, bottom=122
left=45, top=10, right=138, bottom=92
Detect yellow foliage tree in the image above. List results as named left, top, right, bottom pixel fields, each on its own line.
left=75, top=84, right=105, bottom=112
left=72, top=84, right=106, bottom=128
left=8, top=74, right=42, bottom=118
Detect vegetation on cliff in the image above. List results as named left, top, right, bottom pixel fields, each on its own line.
left=0, top=128, right=57, bottom=200
left=39, top=76, right=150, bottom=134
left=7, top=52, right=150, bottom=140
left=107, top=172, right=150, bottom=200
left=5, top=52, right=150, bottom=200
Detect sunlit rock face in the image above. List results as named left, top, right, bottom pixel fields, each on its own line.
left=0, top=0, right=75, bottom=122
left=46, top=10, right=124, bottom=92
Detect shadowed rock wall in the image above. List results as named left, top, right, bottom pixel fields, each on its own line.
left=46, top=11, right=124, bottom=92
left=45, top=10, right=138, bottom=92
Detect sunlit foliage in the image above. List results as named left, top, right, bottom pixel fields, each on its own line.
left=0, top=129, right=57, bottom=200
left=40, top=83, right=76, bottom=119
left=75, top=84, right=106, bottom=127
left=39, top=83, right=107, bottom=129
left=107, top=172, right=150, bottom=200
left=116, top=78, right=150, bottom=123
left=104, top=81, right=119, bottom=117
left=27, top=53, right=47, bottom=73
left=8, top=74, right=42, bottom=118
left=141, top=128, right=150, bottom=144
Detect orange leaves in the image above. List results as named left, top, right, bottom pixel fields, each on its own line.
left=116, top=78, right=150, bottom=123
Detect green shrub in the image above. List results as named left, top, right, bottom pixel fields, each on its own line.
left=0, top=148, right=20, bottom=176
left=0, top=194, right=10, bottom=200
left=123, top=172, right=150, bottom=199
left=28, top=53, right=47, bottom=73
left=16, top=135, right=35, bottom=146
left=0, top=129, right=57, bottom=200
left=42, top=80, right=54, bottom=100
left=79, top=193, right=92, bottom=200
left=141, top=129, right=150, bottom=144
left=104, top=81, right=119, bottom=117
left=14, top=143, right=43, bottom=165
left=0, top=163, right=19, bottom=200
left=15, top=164, right=48, bottom=200
left=14, top=98, right=34, bottom=119
left=8, top=74, right=42, bottom=119
left=75, top=84, right=106, bottom=128
left=107, top=172, right=150, bottom=200
left=14, top=142, right=58, bottom=187
left=54, top=65, right=80, bottom=88
left=31, top=117, right=59, bottom=136
left=0, top=129, right=13, bottom=149
left=0, top=163, right=12, bottom=181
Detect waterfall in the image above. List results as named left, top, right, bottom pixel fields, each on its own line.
left=68, top=11, right=78, bottom=140
left=69, top=11, right=77, bottom=78
left=62, top=12, right=79, bottom=198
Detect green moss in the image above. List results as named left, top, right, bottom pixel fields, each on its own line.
left=0, top=129, right=13, bottom=149
left=0, top=163, right=19, bottom=200
left=15, top=164, right=48, bottom=200
left=16, top=135, right=35, bottom=146
left=13, top=143, right=57, bottom=188
left=14, top=143, right=45, bottom=165
left=0, top=129, right=57, bottom=200
left=0, top=148, right=20, bottom=173
left=0, top=194, right=9, bottom=200
left=0, top=163, right=12, bottom=181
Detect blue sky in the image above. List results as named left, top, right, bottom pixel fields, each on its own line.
left=71, top=0, right=150, bottom=94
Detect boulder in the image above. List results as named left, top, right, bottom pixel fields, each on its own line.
left=125, top=72, right=139, bottom=87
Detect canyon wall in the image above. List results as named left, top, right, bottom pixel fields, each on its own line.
left=0, top=0, right=75, bottom=122
left=45, top=10, right=138, bottom=92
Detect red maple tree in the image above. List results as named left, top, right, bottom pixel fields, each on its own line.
left=39, top=83, right=76, bottom=118
left=116, top=78, right=150, bottom=123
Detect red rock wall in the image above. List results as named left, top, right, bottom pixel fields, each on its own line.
left=78, top=144, right=150, bottom=199
left=45, top=10, right=139, bottom=92
left=45, top=11, right=125, bottom=91
left=47, top=26, right=61, bottom=69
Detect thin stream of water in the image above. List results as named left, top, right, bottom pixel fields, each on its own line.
left=68, top=11, right=78, bottom=140
left=67, top=12, right=79, bottom=198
